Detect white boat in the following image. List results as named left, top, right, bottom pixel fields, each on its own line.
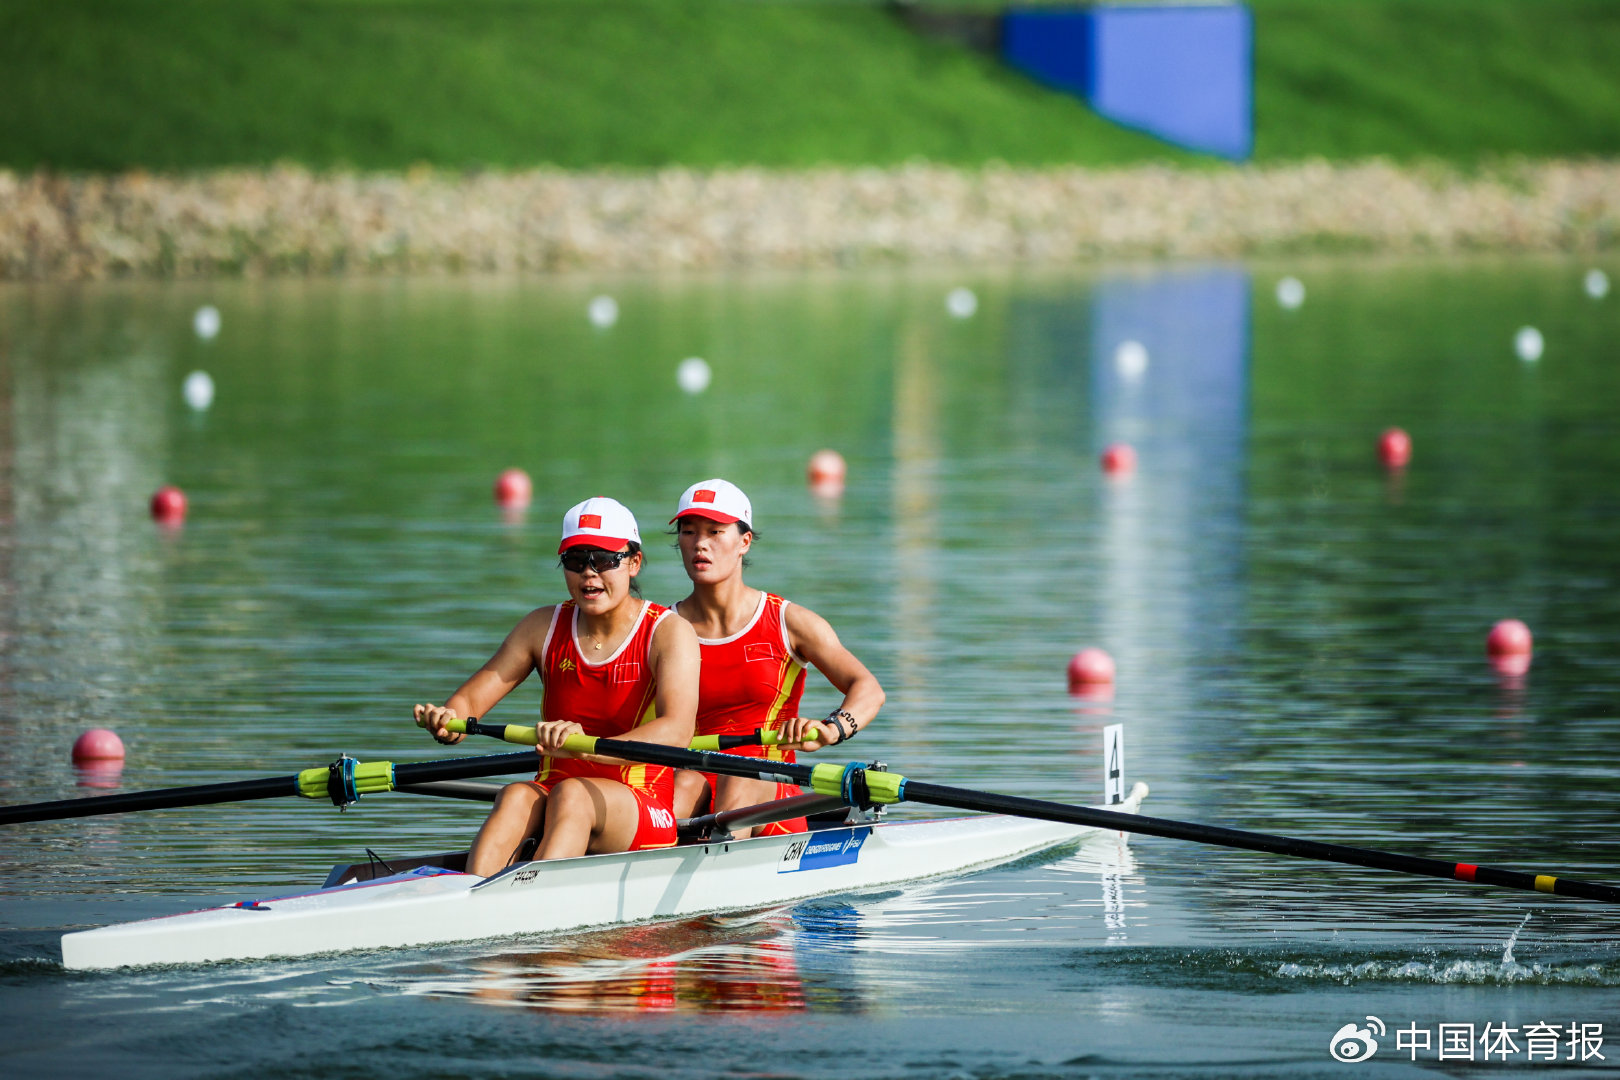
left=59, top=781, right=1148, bottom=971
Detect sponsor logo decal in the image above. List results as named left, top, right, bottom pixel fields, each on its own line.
left=778, top=827, right=869, bottom=873
left=557, top=657, right=575, bottom=673
left=647, top=806, right=674, bottom=829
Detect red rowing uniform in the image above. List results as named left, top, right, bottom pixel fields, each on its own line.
left=533, top=599, right=677, bottom=850
left=685, top=591, right=809, bottom=836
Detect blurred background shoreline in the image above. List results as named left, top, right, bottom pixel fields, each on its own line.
left=4, top=159, right=1617, bottom=280
left=5, top=0, right=1618, bottom=279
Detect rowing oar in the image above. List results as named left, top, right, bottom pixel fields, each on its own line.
left=0, top=749, right=541, bottom=825
left=7, top=737, right=1616, bottom=906
left=554, top=733, right=1620, bottom=906
left=0, top=725, right=814, bottom=825
left=422, top=715, right=792, bottom=752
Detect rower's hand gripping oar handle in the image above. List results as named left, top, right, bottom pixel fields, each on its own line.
left=418, top=716, right=792, bottom=752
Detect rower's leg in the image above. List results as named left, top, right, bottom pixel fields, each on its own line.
left=672, top=769, right=711, bottom=819
left=537, top=777, right=644, bottom=859
left=466, top=781, right=547, bottom=877
left=710, top=775, right=785, bottom=840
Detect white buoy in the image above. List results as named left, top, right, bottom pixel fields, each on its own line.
left=1514, top=326, right=1544, bottom=363
left=182, top=370, right=215, bottom=411
left=1585, top=269, right=1610, bottom=300
left=1113, top=340, right=1149, bottom=381
left=676, top=357, right=712, bottom=394
left=587, top=295, right=619, bottom=328
left=193, top=306, right=221, bottom=341
left=1276, top=276, right=1306, bottom=310
left=945, top=287, right=978, bottom=319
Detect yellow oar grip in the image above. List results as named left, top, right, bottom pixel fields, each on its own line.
left=687, top=728, right=792, bottom=751
left=562, top=733, right=600, bottom=755
left=418, top=715, right=539, bottom=746
left=492, top=724, right=537, bottom=746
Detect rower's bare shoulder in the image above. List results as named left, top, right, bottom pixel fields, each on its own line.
left=783, top=599, right=838, bottom=646
left=505, top=605, right=559, bottom=650
left=653, top=608, right=700, bottom=650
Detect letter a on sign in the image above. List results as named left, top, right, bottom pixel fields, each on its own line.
left=1104, top=724, right=1124, bottom=805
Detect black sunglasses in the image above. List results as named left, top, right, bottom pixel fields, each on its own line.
left=559, top=548, right=633, bottom=575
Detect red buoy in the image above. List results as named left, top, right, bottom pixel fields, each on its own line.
left=1067, top=648, right=1116, bottom=690
left=1100, top=444, right=1136, bottom=476
left=71, top=728, right=126, bottom=762
left=493, top=468, right=533, bottom=508
left=1379, top=428, right=1412, bottom=469
left=1487, top=619, right=1533, bottom=658
left=149, top=485, right=187, bottom=523
left=808, top=449, right=847, bottom=496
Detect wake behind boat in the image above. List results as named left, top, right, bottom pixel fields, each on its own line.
left=60, top=782, right=1149, bottom=971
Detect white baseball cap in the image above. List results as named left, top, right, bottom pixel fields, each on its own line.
left=669, top=478, right=753, bottom=528
left=558, top=496, right=642, bottom=553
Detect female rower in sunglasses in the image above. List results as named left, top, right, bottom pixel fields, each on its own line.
left=667, top=479, right=885, bottom=836
left=414, top=496, right=699, bottom=876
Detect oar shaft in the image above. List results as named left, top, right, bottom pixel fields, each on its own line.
left=0, top=750, right=543, bottom=825
left=569, top=734, right=813, bottom=783
left=899, top=781, right=1620, bottom=905
left=574, top=734, right=1620, bottom=906
left=0, top=776, right=297, bottom=825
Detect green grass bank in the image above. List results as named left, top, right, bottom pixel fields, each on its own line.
left=3, top=0, right=1619, bottom=172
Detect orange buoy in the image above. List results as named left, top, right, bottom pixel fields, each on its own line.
left=1379, top=428, right=1412, bottom=469
left=150, top=486, right=187, bottom=523
left=1487, top=619, right=1533, bottom=658
left=1067, top=648, right=1116, bottom=690
left=807, top=449, right=847, bottom=495
left=1100, top=444, right=1136, bottom=476
left=71, top=728, right=126, bottom=762
left=493, top=468, right=533, bottom=508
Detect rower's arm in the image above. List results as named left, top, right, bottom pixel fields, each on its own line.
left=782, top=603, right=885, bottom=748
left=416, top=607, right=551, bottom=742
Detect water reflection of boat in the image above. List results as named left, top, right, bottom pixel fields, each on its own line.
left=399, top=915, right=815, bottom=1013
left=60, top=783, right=1149, bottom=970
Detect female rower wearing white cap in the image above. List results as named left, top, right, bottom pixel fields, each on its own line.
left=668, top=479, right=885, bottom=836
left=415, top=496, right=700, bottom=877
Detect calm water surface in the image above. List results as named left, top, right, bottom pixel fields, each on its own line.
left=2, top=258, right=1619, bottom=1078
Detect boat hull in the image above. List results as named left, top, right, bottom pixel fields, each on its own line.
left=61, top=786, right=1145, bottom=971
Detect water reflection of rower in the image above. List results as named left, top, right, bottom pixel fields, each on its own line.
left=667, top=479, right=886, bottom=836
left=450, top=915, right=812, bottom=1013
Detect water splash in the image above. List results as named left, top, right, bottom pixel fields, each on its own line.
left=1502, top=912, right=1532, bottom=967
